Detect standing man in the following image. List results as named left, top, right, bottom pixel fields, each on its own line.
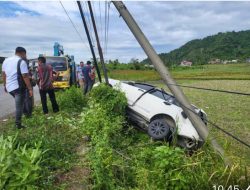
left=2, top=47, right=33, bottom=129
left=77, top=61, right=84, bottom=89
left=37, top=56, right=59, bottom=114
left=82, top=61, right=92, bottom=95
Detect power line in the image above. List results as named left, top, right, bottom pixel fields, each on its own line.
left=98, top=1, right=104, bottom=54
left=59, top=1, right=89, bottom=51
left=81, top=1, right=95, bottom=47
left=93, top=2, right=103, bottom=48
left=165, top=82, right=250, bottom=96
left=77, top=1, right=102, bottom=83
left=105, top=1, right=110, bottom=59
left=104, top=1, right=107, bottom=58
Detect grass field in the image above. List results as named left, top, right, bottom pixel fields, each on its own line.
left=108, top=63, right=250, bottom=81
left=110, top=64, right=250, bottom=167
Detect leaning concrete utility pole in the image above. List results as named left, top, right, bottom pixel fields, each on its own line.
left=87, top=1, right=109, bottom=85
left=112, top=1, right=230, bottom=165
left=77, top=1, right=102, bottom=83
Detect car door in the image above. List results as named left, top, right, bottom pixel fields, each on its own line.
left=126, top=83, right=156, bottom=119
left=135, top=89, right=178, bottom=120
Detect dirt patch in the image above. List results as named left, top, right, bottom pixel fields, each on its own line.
left=55, top=166, right=91, bottom=190
left=55, top=139, right=92, bottom=190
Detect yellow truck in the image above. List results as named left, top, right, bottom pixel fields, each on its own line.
left=30, top=43, right=76, bottom=89
left=44, top=56, right=76, bottom=89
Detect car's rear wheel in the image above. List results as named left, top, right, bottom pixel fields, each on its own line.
left=148, top=118, right=175, bottom=141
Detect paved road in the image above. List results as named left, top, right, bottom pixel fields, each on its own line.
left=0, top=84, right=40, bottom=119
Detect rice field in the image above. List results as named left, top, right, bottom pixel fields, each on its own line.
left=108, top=63, right=250, bottom=81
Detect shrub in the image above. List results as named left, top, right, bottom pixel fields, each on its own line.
left=57, top=86, right=87, bottom=112
left=89, top=84, right=127, bottom=116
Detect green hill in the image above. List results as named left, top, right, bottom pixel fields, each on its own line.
left=142, top=30, right=250, bottom=66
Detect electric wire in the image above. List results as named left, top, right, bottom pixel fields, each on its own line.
left=81, top=1, right=95, bottom=47
left=104, top=1, right=107, bottom=57
left=93, top=2, right=103, bottom=49
left=166, top=83, right=250, bottom=96
left=98, top=1, right=104, bottom=55
left=92, top=1, right=103, bottom=61
left=105, top=1, right=110, bottom=59
left=59, top=1, right=90, bottom=52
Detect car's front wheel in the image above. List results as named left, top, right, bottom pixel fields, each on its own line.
left=148, top=118, right=175, bottom=141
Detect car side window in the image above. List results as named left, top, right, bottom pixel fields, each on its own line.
left=150, top=90, right=171, bottom=101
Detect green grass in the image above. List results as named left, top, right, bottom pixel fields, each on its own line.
left=109, top=63, right=250, bottom=81
left=0, top=87, right=88, bottom=189
left=108, top=69, right=161, bottom=81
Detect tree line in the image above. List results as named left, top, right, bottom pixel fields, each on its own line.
left=141, top=30, right=250, bottom=66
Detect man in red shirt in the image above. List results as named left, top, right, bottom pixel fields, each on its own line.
left=37, top=56, right=59, bottom=114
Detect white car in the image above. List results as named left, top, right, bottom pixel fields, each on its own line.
left=104, top=79, right=207, bottom=150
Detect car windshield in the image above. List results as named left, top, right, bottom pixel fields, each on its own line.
left=46, top=57, right=67, bottom=71
left=150, top=89, right=179, bottom=106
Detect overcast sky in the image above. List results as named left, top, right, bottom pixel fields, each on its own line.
left=0, top=1, right=250, bottom=63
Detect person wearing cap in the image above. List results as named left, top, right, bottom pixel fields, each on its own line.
left=82, top=61, right=92, bottom=94
left=37, top=56, right=59, bottom=114
left=2, top=47, right=33, bottom=129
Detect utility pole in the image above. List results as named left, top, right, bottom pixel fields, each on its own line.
left=87, top=1, right=109, bottom=85
left=112, top=1, right=230, bottom=165
left=77, top=1, right=102, bottom=83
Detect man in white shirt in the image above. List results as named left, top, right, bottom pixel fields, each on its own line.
left=2, top=47, right=33, bottom=129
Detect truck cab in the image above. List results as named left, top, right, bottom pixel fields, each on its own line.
left=46, top=56, right=70, bottom=89
left=30, top=55, right=76, bottom=89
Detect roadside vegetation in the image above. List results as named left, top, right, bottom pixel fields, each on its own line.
left=0, top=87, right=89, bottom=189
left=0, top=63, right=249, bottom=189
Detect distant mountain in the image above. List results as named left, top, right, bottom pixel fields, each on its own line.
left=141, top=30, right=250, bottom=66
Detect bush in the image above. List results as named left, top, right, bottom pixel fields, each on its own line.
left=89, top=84, right=127, bottom=116
left=57, top=86, right=87, bottom=112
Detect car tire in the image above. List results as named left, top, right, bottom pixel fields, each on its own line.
left=148, top=118, right=174, bottom=141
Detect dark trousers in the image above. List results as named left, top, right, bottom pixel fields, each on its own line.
left=23, top=88, right=33, bottom=117
left=39, top=89, right=59, bottom=114
left=84, top=79, right=93, bottom=95
left=9, top=89, right=25, bottom=126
